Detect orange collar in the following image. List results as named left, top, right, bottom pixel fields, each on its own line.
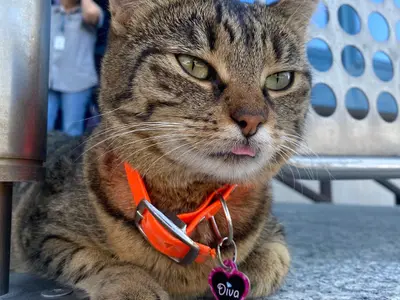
left=124, top=163, right=237, bottom=265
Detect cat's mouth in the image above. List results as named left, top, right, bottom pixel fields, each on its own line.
left=209, top=145, right=258, bottom=159
left=173, top=139, right=271, bottom=180
left=231, top=145, right=257, bottom=157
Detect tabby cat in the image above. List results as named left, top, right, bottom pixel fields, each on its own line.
left=12, top=0, right=317, bottom=299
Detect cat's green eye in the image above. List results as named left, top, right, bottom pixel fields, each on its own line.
left=177, top=55, right=210, bottom=80
left=265, top=72, right=294, bottom=91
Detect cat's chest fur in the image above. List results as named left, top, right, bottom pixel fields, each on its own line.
left=83, top=135, right=270, bottom=295
left=92, top=185, right=269, bottom=297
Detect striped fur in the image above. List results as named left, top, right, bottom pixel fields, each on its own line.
left=12, top=1, right=318, bottom=299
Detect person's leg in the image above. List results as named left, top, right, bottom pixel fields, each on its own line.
left=61, top=88, right=92, bottom=136
left=85, top=86, right=101, bottom=133
left=47, top=90, right=61, bottom=132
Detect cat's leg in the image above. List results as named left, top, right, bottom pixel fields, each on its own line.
left=31, top=236, right=169, bottom=300
left=239, top=220, right=290, bottom=297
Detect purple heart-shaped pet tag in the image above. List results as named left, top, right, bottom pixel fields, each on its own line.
left=208, top=260, right=250, bottom=300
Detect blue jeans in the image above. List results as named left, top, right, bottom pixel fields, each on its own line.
left=47, top=88, right=92, bottom=136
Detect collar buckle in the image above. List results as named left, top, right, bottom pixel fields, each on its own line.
left=135, top=199, right=200, bottom=265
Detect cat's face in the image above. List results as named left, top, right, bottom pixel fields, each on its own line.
left=99, top=0, right=317, bottom=182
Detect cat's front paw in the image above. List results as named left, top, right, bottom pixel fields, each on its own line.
left=93, top=289, right=169, bottom=300
left=242, top=241, right=290, bottom=297
left=91, top=281, right=169, bottom=300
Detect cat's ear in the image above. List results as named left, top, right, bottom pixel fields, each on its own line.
left=269, top=0, right=319, bottom=32
left=108, top=0, right=170, bottom=35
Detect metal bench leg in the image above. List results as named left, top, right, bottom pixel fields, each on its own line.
left=376, top=180, right=400, bottom=206
left=0, top=183, right=12, bottom=296
left=276, top=175, right=331, bottom=203
left=320, top=180, right=332, bottom=200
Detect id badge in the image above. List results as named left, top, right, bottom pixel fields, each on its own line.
left=54, top=35, right=66, bottom=51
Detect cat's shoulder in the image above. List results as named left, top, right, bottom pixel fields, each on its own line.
left=14, top=131, right=87, bottom=201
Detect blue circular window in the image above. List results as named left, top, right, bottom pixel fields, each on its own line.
left=373, top=51, right=394, bottom=82
left=368, top=12, right=390, bottom=42
left=311, top=83, right=336, bottom=117
left=345, top=88, right=369, bottom=120
left=338, top=5, right=361, bottom=35
left=312, top=2, right=329, bottom=28
left=377, top=92, right=398, bottom=122
left=307, top=39, right=333, bottom=72
left=342, top=46, right=365, bottom=77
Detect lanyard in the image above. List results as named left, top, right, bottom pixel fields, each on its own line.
left=60, top=13, right=65, bottom=33
left=58, top=6, right=81, bottom=33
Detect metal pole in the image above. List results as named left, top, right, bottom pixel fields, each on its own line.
left=0, top=1, right=50, bottom=296
left=0, top=183, right=12, bottom=296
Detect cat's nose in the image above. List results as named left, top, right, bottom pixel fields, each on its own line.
left=231, top=112, right=266, bottom=137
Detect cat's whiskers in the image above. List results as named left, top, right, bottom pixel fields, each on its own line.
left=77, top=124, right=191, bottom=162
left=281, top=133, right=313, bottom=152
left=276, top=137, right=329, bottom=184
left=111, top=133, right=204, bottom=169
left=278, top=136, right=316, bottom=179
left=71, top=122, right=187, bottom=157
left=108, top=133, right=191, bottom=153
left=270, top=151, right=285, bottom=179
left=279, top=134, right=318, bottom=179
left=287, top=151, right=317, bottom=180
left=110, top=129, right=218, bottom=172
left=140, top=134, right=219, bottom=178
left=89, top=122, right=185, bottom=140
left=78, top=104, right=125, bottom=122
left=170, top=136, right=217, bottom=163
left=277, top=144, right=306, bottom=180
left=106, top=124, right=189, bottom=151
left=108, top=136, right=195, bottom=176
left=141, top=142, right=195, bottom=178
left=94, top=133, right=193, bottom=162
left=275, top=147, right=298, bottom=184
left=280, top=134, right=334, bottom=180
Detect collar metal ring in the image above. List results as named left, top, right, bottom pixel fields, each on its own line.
left=209, top=216, right=222, bottom=241
left=218, top=194, right=234, bottom=245
left=217, top=237, right=237, bottom=269
left=209, top=194, right=234, bottom=245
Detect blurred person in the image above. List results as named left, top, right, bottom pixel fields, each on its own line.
left=94, top=0, right=110, bottom=76
left=85, top=0, right=111, bottom=133
left=47, top=0, right=104, bottom=136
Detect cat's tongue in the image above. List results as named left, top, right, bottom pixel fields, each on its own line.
left=231, top=145, right=256, bottom=157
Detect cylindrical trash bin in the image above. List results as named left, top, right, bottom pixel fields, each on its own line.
left=0, top=0, right=50, bottom=295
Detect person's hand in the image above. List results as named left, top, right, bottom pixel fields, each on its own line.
left=81, top=0, right=102, bottom=26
